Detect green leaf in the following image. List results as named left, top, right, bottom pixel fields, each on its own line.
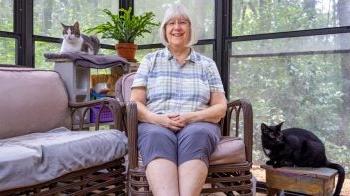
left=85, top=7, right=159, bottom=43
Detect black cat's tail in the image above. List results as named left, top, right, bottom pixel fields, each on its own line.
left=326, top=161, right=345, bottom=196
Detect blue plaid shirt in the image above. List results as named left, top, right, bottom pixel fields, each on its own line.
left=132, top=48, right=224, bottom=114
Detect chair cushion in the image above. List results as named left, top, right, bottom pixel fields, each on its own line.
left=0, top=68, right=69, bottom=139
left=210, top=136, right=246, bottom=165
left=0, top=127, right=128, bottom=191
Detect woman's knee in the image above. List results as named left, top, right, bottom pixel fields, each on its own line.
left=138, top=123, right=178, bottom=166
left=177, top=122, right=221, bottom=166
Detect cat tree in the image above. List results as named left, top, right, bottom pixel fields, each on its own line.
left=44, top=52, right=130, bottom=123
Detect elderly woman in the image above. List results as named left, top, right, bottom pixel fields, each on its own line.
left=130, top=3, right=227, bottom=196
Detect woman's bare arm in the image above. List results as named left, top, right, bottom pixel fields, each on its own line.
left=173, top=92, right=227, bottom=124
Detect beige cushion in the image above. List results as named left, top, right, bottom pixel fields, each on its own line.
left=210, top=136, right=246, bottom=165
left=0, top=127, right=128, bottom=191
left=0, top=69, right=69, bottom=139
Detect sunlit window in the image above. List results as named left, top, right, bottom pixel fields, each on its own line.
left=33, top=0, right=119, bottom=69
left=0, top=37, right=15, bottom=65
left=230, top=34, right=350, bottom=188
left=232, top=0, right=350, bottom=36
left=33, top=0, right=119, bottom=44
left=0, top=0, right=13, bottom=32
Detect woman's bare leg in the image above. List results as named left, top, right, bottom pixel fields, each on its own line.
left=146, top=158, right=179, bottom=196
left=178, top=159, right=208, bottom=196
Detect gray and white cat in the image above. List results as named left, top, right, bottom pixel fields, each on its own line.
left=60, top=22, right=100, bottom=55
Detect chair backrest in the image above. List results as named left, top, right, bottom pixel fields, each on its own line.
left=0, top=68, right=70, bottom=139
left=115, top=72, right=135, bottom=103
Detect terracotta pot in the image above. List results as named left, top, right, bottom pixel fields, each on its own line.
left=115, top=43, right=138, bottom=62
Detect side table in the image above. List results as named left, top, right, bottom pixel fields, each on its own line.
left=261, top=165, right=337, bottom=196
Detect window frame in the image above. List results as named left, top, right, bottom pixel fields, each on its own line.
left=1, top=0, right=350, bottom=193
left=2, top=0, right=350, bottom=93
left=227, top=0, right=350, bottom=192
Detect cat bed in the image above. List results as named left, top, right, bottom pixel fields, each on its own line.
left=44, top=52, right=129, bottom=71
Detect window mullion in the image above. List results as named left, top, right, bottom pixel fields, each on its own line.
left=120, top=0, right=134, bottom=11
left=14, top=0, right=33, bottom=67
left=215, top=0, right=231, bottom=97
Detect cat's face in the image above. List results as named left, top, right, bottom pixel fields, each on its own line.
left=61, top=22, right=80, bottom=42
left=261, top=122, right=284, bottom=144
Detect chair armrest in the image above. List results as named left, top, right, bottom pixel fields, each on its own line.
left=69, top=98, right=123, bottom=131
left=126, top=101, right=139, bottom=169
left=68, top=97, right=114, bottom=108
left=221, top=99, right=253, bottom=162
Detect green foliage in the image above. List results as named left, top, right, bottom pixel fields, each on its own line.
left=33, top=0, right=120, bottom=45
left=231, top=54, right=349, bottom=176
left=34, top=41, right=61, bottom=70
left=228, top=0, right=350, bottom=177
left=0, top=0, right=13, bottom=32
left=86, top=7, right=159, bottom=43
left=0, top=38, right=15, bottom=64
left=232, top=0, right=336, bottom=36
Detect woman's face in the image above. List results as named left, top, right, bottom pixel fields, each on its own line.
left=165, top=16, right=191, bottom=48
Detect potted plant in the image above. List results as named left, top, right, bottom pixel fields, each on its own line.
left=86, top=7, right=159, bottom=62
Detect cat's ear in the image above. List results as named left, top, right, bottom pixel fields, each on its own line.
left=261, top=123, right=268, bottom=133
left=61, top=22, right=66, bottom=28
left=73, top=21, right=79, bottom=28
left=276, top=122, right=284, bottom=130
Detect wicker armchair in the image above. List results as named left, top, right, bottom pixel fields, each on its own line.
left=0, top=68, right=126, bottom=195
left=116, top=72, right=253, bottom=195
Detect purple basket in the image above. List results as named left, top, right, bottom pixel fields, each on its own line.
left=90, top=105, right=113, bottom=123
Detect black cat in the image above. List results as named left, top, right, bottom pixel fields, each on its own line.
left=261, top=122, right=345, bottom=196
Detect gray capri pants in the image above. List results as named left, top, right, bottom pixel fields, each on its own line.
left=138, top=122, right=221, bottom=167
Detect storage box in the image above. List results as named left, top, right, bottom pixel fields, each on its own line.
left=91, top=69, right=123, bottom=96
left=90, top=105, right=113, bottom=123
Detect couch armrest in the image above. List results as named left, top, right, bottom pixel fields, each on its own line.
left=69, top=98, right=123, bottom=131
left=220, top=99, right=253, bottom=163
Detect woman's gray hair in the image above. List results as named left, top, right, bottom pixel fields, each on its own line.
left=159, top=3, right=198, bottom=47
